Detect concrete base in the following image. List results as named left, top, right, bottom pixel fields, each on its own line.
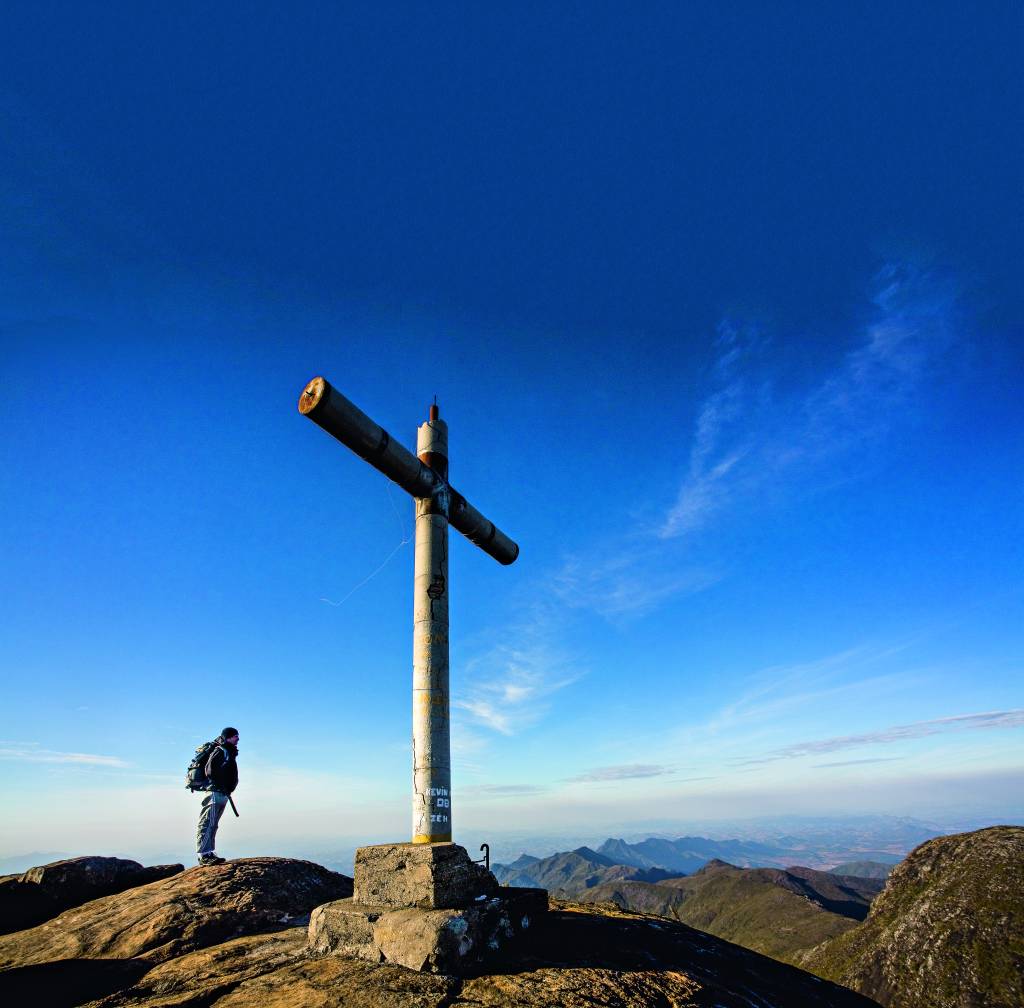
left=352, top=841, right=499, bottom=910
left=310, top=841, right=547, bottom=974
left=308, top=887, right=548, bottom=974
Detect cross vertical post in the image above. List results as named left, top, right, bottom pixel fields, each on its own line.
left=413, top=405, right=451, bottom=842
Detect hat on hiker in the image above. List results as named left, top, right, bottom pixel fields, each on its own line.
left=220, top=727, right=239, bottom=739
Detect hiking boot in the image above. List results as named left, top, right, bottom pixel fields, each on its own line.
left=198, top=854, right=226, bottom=866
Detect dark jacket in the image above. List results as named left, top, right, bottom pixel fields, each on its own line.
left=205, top=739, right=239, bottom=795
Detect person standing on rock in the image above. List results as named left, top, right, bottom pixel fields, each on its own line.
left=195, top=728, right=239, bottom=867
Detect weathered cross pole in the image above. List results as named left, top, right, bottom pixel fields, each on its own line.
left=298, top=377, right=519, bottom=845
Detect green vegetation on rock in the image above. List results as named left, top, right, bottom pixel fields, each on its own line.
left=799, top=825, right=1024, bottom=1008
left=829, top=861, right=896, bottom=880
left=581, top=859, right=871, bottom=963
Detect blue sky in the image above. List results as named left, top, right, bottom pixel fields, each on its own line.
left=1, top=3, right=1022, bottom=860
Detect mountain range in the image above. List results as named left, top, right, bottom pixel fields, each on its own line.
left=493, top=846, right=679, bottom=893
left=494, top=845, right=885, bottom=963
left=493, top=824, right=921, bottom=883
left=578, top=859, right=883, bottom=962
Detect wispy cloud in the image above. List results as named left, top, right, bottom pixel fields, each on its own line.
left=455, top=638, right=582, bottom=736
left=462, top=783, right=550, bottom=798
left=0, top=745, right=130, bottom=768
left=702, top=644, right=913, bottom=739
left=550, top=551, right=721, bottom=620
left=813, top=757, right=904, bottom=768
left=661, top=262, right=960, bottom=539
left=660, top=318, right=765, bottom=536
left=541, top=261, right=962, bottom=626
left=565, top=763, right=674, bottom=783
left=457, top=262, right=964, bottom=739
left=735, top=709, right=1024, bottom=768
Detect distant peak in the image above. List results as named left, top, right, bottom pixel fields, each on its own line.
left=698, top=858, right=738, bottom=873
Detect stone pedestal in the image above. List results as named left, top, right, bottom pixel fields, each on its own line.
left=308, top=842, right=547, bottom=974
left=353, top=841, right=497, bottom=909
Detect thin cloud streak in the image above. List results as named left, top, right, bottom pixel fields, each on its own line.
left=463, top=784, right=550, bottom=798
left=550, top=552, right=721, bottom=620
left=735, top=709, right=1024, bottom=767
left=813, top=757, right=904, bottom=768
left=0, top=746, right=130, bottom=768
left=702, top=644, right=912, bottom=738
left=565, top=764, right=674, bottom=783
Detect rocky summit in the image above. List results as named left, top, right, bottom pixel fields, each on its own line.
left=0, top=853, right=878, bottom=1008
left=0, top=856, right=183, bottom=935
left=799, top=825, right=1024, bottom=1008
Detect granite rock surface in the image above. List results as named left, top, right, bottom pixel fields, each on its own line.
left=0, top=857, right=352, bottom=970
left=0, top=856, right=183, bottom=935
left=0, top=855, right=880, bottom=1008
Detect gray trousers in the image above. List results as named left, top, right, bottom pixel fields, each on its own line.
left=196, top=791, right=228, bottom=857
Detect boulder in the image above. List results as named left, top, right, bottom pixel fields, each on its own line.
left=0, top=857, right=183, bottom=935
left=0, top=857, right=352, bottom=969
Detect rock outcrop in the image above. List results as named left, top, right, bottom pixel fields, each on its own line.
left=799, top=825, right=1024, bottom=1008
left=0, top=857, right=352, bottom=969
left=0, top=856, right=183, bottom=935
left=0, top=853, right=879, bottom=1007
left=84, top=901, right=877, bottom=1007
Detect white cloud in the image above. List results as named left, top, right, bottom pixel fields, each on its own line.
left=703, top=644, right=911, bottom=736
left=455, top=639, right=582, bottom=736
left=564, top=764, right=674, bottom=783
left=550, top=549, right=720, bottom=620
left=813, top=757, right=904, bottom=768
left=735, top=709, right=1024, bottom=767
left=462, top=783, right=550, bottom=798
left=0, top=746, right=130, bottom=768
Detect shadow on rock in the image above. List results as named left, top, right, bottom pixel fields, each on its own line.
left=0, top=958, right=151, bottom=1008
left=455, top=903, right=882, bottom=1007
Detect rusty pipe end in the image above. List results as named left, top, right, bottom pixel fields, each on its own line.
left=299, top=376, right=328, bottom=415
left=429, top=402, right=439, bottom=423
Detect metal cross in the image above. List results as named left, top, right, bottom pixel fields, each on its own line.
left=298, top=377, right=519, bottom=843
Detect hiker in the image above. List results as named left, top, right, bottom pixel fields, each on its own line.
left=193, top=727, right=240, bottom=866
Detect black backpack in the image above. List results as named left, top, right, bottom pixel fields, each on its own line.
left=185, top=740, right=219, bottom=792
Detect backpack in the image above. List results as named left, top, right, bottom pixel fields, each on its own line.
left=185, top=740, right=219, bottom=791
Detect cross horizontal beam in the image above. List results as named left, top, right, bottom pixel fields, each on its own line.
left=299, top=377, right=519, bottom=566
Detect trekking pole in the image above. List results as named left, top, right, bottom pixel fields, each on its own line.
left=228, top=796, right=239, bottom=817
